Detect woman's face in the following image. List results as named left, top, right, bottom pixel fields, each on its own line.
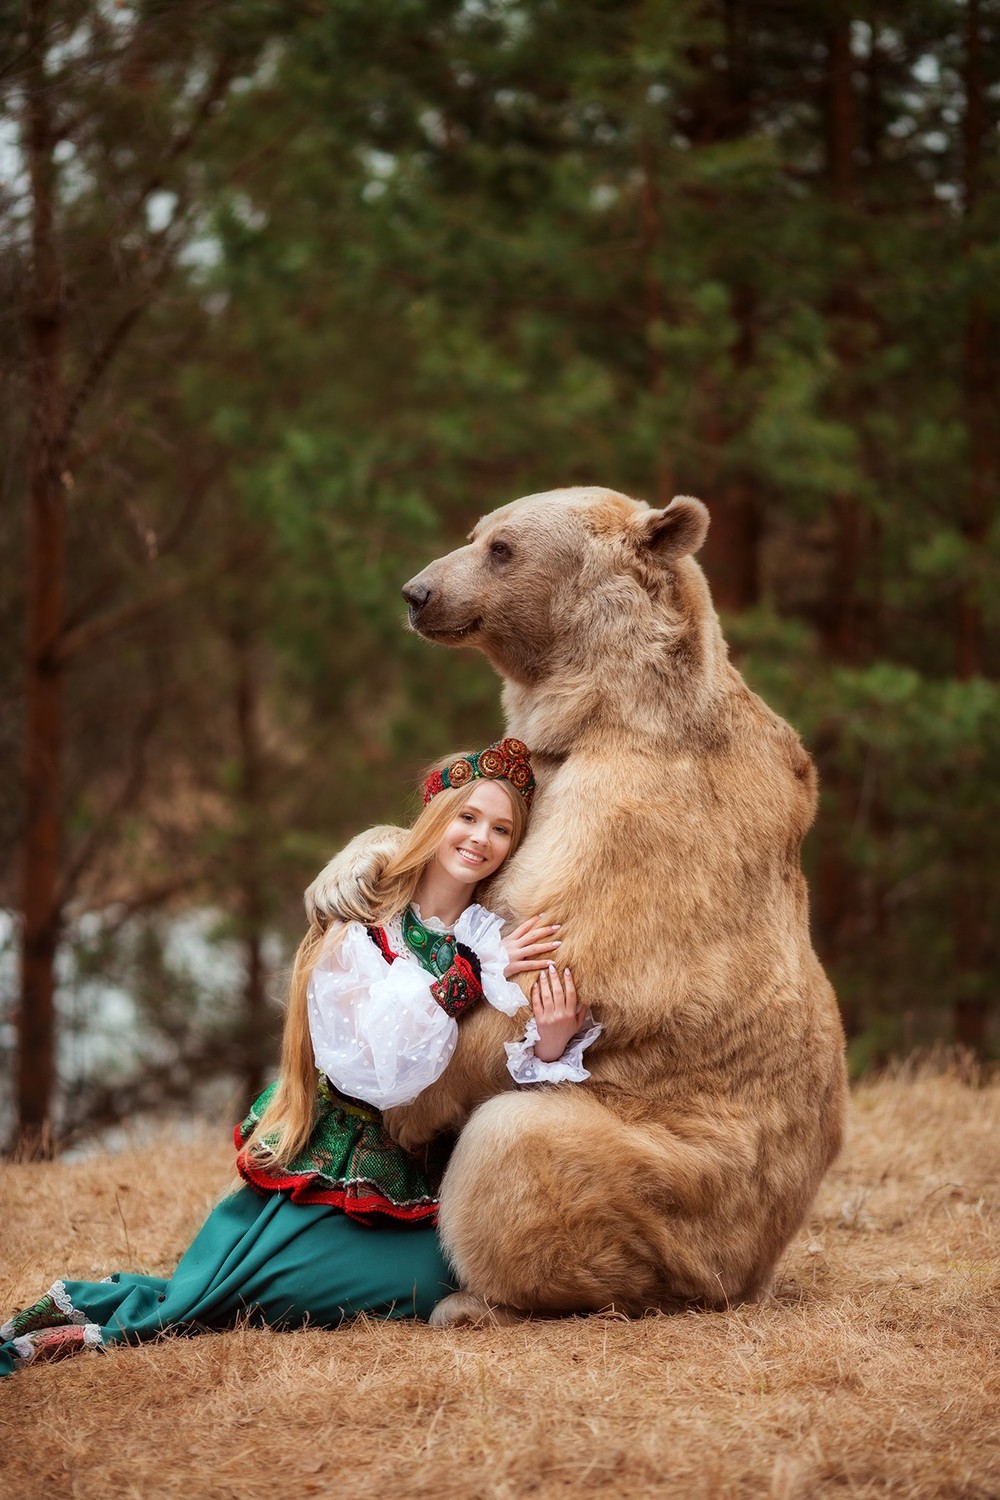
left=433, top=781, right=515, bottom=889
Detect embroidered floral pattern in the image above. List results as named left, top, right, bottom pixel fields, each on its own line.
left=431, top=953, right=485, bottom=1019
left=446, top=756, right=474, bottom=786
left=422, top=736, right=535, bottom=807
left=1, top=1281, right=87, bottom=1341
left=10, top=1323, right=103, bottom=1369
left=235, top=1079, right=445, bottom=1225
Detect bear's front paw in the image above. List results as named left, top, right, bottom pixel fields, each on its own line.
left=303, top=860, right=344, bottom=925
left=303, top=824, right=406, bottom=924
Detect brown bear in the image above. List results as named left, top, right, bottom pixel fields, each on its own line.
left=308, top=486, right=847, bottom=1322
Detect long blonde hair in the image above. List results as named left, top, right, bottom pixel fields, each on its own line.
left=239, top=760, right=529, bottom=1171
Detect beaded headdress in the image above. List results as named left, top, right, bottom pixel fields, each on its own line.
left=423, top=737, right=536, bottom=809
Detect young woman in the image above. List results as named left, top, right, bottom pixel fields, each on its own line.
left=1, top=737, right=599, bottom=1374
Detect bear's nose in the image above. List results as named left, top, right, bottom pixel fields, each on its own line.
left=402, top=579, right=431, bottom=613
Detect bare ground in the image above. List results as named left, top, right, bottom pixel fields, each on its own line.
left=1, top=1062, right=998, bottom=1500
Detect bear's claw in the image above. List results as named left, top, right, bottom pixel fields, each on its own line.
left=428, top=1292, right=527, bottom=1329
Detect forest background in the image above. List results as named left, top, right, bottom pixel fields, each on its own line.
left=1, top=0, right=997, bottom=1155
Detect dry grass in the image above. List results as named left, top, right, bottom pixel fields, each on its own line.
left=2, top=1063, right=998, bottom=1500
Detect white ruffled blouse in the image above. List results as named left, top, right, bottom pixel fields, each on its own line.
left=307, top=902, right=601, bottom=1111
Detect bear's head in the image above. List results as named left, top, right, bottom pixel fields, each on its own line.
left=402, top=486, right=723, bottom=748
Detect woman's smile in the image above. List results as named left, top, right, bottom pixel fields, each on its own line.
left=434, top=781, right=515, bottom=888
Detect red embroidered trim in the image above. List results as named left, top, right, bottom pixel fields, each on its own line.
left=430, top=952, right=485, bottom=1018
left=367, top=925, right=398, bottom=965
left=235, top=1133, right=438, bottom=1226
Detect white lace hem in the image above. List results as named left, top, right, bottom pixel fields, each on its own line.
left=505, top=1013, right=603, bottom=1084
left=49, top=1279, right=88, bottom=1323
left=1, top=1281, right=88, bottom=1342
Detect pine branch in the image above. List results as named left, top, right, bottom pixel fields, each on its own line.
left=57, top=534, right=266, bottom=664
left=114, top=51, right=239, bottom=251
left=56, top=247, right=179, bottom=455
left=57, top=696, right=164, bottom=908
left=56, top=571, right=199, bottom=664
left=92, top=877, right=205, bottom=933
left=56, top=49, right=239, bottom=451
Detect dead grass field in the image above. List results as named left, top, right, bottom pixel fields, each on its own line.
left=1, top=1062, right=998, bottom=1500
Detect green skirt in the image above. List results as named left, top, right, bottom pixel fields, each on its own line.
left=0, top=1185, right=454, bottom=1376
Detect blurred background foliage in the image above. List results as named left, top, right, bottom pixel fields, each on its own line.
left=1, top=0, right=997, bottom=1149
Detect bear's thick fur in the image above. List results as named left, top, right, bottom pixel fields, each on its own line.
left=310, top=486, right=847, bottom=1316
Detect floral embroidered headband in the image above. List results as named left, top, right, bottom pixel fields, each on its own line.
left=423, top=737, right=536, bottom=809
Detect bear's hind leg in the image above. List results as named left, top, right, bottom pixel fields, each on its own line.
left=438, top=1090, right=724, bottom=1315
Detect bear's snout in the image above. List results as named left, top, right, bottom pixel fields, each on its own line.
left=402, top=578, right=431, bottom=618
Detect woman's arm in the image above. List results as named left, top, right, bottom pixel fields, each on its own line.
left=504, top=963, right=602, bottom=1084
left=452, top=905, right=560, bottom=1014
left=453, top=904, right=601, bottom=1080
left=308, top=923, right=460, bottom=1110
left=304, top=825, right=407, bottom=926
left=529, top=964, right=587, bottom=1061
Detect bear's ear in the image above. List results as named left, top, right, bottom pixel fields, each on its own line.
left=634, top=495, right=710, bottom=562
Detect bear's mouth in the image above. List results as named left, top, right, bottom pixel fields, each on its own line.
left=415, top=617, right=482, bottom=642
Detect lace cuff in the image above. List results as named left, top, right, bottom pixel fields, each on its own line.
left=505, top=1012, right=602, bottom=1085
left=453, top=904, right=528, bottom=1016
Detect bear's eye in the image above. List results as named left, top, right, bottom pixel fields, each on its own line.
left=489, top=539, right=513, bottom=564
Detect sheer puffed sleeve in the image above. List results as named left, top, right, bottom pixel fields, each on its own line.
left=308, top=923, right=457, bottom=1109
left=453, top=904, right=528, bottom=1016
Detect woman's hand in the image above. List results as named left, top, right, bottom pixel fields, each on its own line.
left=503, top=916, right=561, bottom=979
left=531, top=964, right=586, bottom=1063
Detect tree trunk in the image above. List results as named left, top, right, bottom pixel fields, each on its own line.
left=233, top=627, right=269, bottom=1111
left=681, top=6, right=759, bottom=612
left=953, top=0, right=995, bottom=1054
left=956, top=0, right=993, bottom=684
left=826, top=5, right=856, bottom=206
left=825, top=491, right=863, bottom=665
left=17, top=1, right=66, bottom=1156
left=702, top=479, right=760, bottom=614
left=701, top=283, right=760, bottom=615
left=814, top=10, right=865, bottom=1037
left=638, top=132, right=674, bottom=506
left=823, top=4, right=864, bottom=666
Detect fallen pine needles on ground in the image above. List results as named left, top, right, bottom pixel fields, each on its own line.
left=1, top=1060, right=998, bottom=1500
